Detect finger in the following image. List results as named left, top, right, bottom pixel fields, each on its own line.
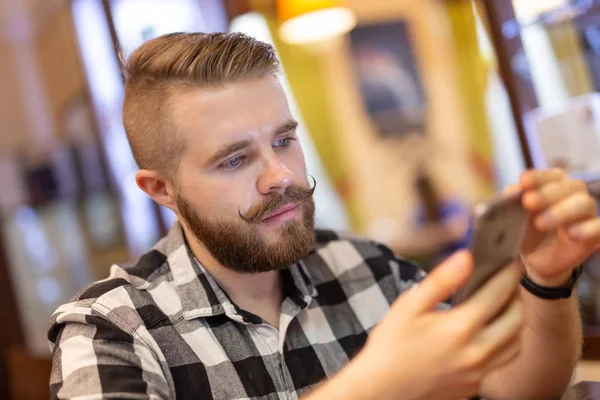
left=535, top=192, right=598, bottom=231
left=502, top=183, right=522, bottom=196
left=522, top=178, right=587, bottom=212
left=453, top=263, right=522, bottom=329
left=475, top=296, right=523, bottom=349
left=406, top=251, right=473, bottom=314
left=568, top=218, right=600, bottom=243
left=520, top=168, right=567, bottom=190
left=469, top=296, right=524, bottom=366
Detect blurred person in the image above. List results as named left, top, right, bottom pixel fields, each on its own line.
left=47, top=32, right=600, bottom=400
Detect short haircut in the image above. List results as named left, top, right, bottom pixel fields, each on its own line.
left=121, top=32, right=281, bottom=178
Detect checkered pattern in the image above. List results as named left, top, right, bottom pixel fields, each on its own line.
left=48, top=223, right=427, bottom=400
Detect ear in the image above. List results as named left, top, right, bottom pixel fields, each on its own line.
left=135, top=169, right=178, bottom=211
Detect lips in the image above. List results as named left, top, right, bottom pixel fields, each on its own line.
left=262, top=203, right=298, bottom=221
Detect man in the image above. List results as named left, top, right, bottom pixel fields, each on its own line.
left=48, top=32, right=599, bottom=400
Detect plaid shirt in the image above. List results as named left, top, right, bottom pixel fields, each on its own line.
left=48, top=223, right=427, bottom=400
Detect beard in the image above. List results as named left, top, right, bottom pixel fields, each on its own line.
left=175, top=183, right=316, bottom=274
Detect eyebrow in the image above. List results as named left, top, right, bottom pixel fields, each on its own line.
left=274, top=120, right=299, bottom=136
left=205, top=139, right=252, bottom=166
left=205, top=119, right=299, bottom=166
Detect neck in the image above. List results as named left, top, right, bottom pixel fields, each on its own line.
left=182, top=224, right=283, bottom=326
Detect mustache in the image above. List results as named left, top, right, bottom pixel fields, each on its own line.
left=238, top=176, right=316, bottom=224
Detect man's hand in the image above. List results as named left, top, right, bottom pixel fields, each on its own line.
left=507, top=169, right=600, bottom=286
left=309, top=251, right=524, bottom=400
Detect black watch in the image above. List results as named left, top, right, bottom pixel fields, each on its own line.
left=520, top=265, right=584, bottom=300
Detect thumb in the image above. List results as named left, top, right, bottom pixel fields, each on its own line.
left=408, top=250, right=473, bottom=314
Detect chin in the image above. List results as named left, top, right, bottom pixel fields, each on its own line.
left=260, top=221, right=297, bottom=241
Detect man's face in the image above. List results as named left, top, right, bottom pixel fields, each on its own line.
left=170, top=76, right=315, bottom=273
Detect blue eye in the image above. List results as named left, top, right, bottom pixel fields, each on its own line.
left=222, top=156, right=244, bottom=171
left=273, top=137, right=292, bottom=148
left=228, top=157, right=242, bottom=167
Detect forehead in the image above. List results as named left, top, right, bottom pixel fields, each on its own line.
left=171, top=76, right=293, bottom=154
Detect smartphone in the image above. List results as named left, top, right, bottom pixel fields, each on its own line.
left=452, top=190, right=528, bottom=304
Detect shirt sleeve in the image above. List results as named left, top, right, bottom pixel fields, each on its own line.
left=48, top=302, right=171, bottom=400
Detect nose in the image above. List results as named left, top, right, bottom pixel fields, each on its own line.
left=257, top=154, right=294, bottom=195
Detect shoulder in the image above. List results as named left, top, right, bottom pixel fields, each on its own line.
left=309, top=229, right=425, bottom=285
left=48, top=248, right=174, bottom=344
left=72, top=247, right=170, bottom=306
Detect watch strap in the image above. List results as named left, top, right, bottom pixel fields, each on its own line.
left=520, top=265, right=583, bottom=300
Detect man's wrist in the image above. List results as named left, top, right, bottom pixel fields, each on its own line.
left=523, top=268, right=573, bottom=288
left=519, top=254, right=574, bottom=288
left=521, top=264, right=583, bottom=301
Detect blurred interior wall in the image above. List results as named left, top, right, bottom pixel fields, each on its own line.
left=0, top=1, right=86, bottom=161
left=545, top=22, right=594, bottom=98
left=0, top=1, right=89, bottom=397
left=445, top=0, right=496, bottom=196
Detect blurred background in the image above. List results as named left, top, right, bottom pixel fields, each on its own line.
left=1, top=0, right=600, bottom=398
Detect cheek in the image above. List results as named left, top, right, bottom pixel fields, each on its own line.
left=206, top=180, right=258, bottom=216
left=279, top=142, right=306, bottom=174
left=178, top=163, right=257, bottom=218
left=288, top=147, right=308, bottom=180
left=183, top=179, right=231, bottom=216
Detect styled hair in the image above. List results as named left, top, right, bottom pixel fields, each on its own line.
left=121, top=32, right=280, bottom=178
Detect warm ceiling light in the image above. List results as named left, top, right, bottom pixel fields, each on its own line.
left=277, top=0, right=357, bottom=44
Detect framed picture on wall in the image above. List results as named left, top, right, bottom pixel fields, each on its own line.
left=349, top=21, right=427, bottom=138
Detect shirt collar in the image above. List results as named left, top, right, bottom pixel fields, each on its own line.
left=156, top=222, right=318, bottom=321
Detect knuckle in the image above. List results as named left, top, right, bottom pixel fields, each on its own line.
left=569, top=192, right=591, bottom=210
left=538, top=186, right=551, bottom=202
